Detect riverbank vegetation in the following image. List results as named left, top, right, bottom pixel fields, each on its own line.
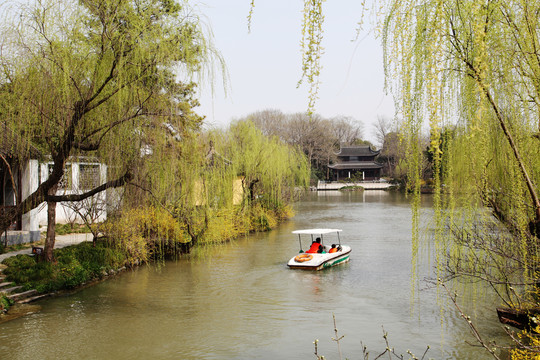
left=113, top=118, right=309, bottom=252
left=2, top=243, right=127, bottom=293
left=382, top=0, right=540, bottom=357
left=0, top=0, right=309, bottom=260
left=1, top=117, right=308, bottom=304
left=0, top=0, right=220, bottom=261
left=0, top=0, right=309, bottom=315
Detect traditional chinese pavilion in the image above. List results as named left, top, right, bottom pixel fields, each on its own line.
left=328, top=145, right=383, bottom=181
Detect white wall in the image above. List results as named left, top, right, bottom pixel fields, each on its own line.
left=37, top=161, right=108, bottom=226
left=20, top=159, right=40, bottom=241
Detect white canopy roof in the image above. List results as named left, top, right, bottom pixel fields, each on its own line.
left=292, top=229, right=342, bottom=235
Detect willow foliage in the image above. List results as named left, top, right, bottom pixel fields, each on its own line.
left=383, top=0, right=540, bottom=302
left=0, top=0, right=214, bottom=259
left=220, top=120, right=310, bottom=208
left=299, top=0, right=326, bottom=114
left=116, top=119, right=309, bottom=252
left=1, top=0, right=207, bottom=163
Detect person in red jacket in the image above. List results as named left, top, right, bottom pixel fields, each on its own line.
left=306, top=238, right=323, bottom=253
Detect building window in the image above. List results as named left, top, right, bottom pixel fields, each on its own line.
left=48, top=164, right=72, bottom=191
left=79, top=164, right=100, bottom=190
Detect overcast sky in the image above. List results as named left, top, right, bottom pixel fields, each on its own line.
left=192, top=0, right=394, bottom=144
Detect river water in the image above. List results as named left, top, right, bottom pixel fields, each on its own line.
left=1, top=191, right=509, bottom=359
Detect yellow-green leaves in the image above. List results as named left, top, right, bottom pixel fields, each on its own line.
left=224, top=120, right=310, bottom=206
left=299, top=0, right=326, bottom=115
left=383, top=1, right=540, bottom=340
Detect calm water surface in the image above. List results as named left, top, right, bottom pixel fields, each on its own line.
left=0, top=191, right=509, bottom=359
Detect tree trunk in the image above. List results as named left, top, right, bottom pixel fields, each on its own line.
left=43, top=186, right=58, bottom=262
left=465, top=60, right=540, bottom=232
left=249, top=179, right=259, bottom=202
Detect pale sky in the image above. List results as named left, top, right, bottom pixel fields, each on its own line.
left=193, top=1, right=394, bottom=144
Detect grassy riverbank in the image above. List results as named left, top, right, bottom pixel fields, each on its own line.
left=2, top=242, right=127, bottom=294
left=0, top=203, right=294, bottom=315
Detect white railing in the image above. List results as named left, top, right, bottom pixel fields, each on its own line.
left=316, top=180, right=392, bottom=190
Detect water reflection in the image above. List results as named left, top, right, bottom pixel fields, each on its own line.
left=0, top=192, right=509, bottom=360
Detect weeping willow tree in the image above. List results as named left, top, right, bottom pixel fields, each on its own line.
left=0, top=0, right=214, bottom=261
left=382, top=0, right=540, bottom=324
left=113, top=119, right=310, bottom=254
left=220, top=120, right=310, bottom=225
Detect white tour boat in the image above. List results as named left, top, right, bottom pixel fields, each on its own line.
left=287, top=229, right=351, bottom=270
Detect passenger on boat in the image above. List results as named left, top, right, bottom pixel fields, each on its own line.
left=329, top=244, right=337, bottom=253
left=306, top=238, right=322, bottom=253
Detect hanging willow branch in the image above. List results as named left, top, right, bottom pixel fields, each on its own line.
left=298, top=0, right=325, bottom=116
left=470, top=69, right=540, bottom=226
left=0, top=154, right=19, bottom=207
left=247, top=0, right=255, bottom=33
left=382, top=4, right=540, bottom=356
left=446, top=5, right=540, bottom=229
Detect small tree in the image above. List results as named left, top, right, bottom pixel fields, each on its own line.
left=225, top=120, right=310, bottom=207
left=62, top=190, right=108, bottom=245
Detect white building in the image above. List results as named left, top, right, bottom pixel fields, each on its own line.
left=1, top=156, right=107, bottom=245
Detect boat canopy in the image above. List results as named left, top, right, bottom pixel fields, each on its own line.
left=292, top=229, right=342, bottom=235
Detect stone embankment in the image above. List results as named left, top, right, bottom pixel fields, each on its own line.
left=0, top=265, right=45, bottom=305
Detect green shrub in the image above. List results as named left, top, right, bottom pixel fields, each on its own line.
left=339, top=185, right=364, bottom=191
left=0, top=294, right=13, bottom=312
left=249, top=204, right=277, bottom=232
left=200, top=208, right=246, bottom=244
left=55, top=223, right=91, bottom=235
left=101, top=207, right=189, bottom=262
left=1, top=242, right=127, bottom=293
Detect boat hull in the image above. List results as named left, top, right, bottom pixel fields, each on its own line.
left=287, top=247, right=351, bottom=270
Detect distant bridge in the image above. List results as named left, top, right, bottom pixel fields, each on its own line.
left=316, top=180, right=393, bottom=191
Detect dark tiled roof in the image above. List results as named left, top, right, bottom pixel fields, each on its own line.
left=336, top=145, right=380, bottom=157
left=328, top=161, right=383, bottom=170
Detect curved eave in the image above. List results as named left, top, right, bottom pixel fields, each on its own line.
left=328, top=162, right=383, bottom=170
left=335, top=146, right=380, bottom=157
